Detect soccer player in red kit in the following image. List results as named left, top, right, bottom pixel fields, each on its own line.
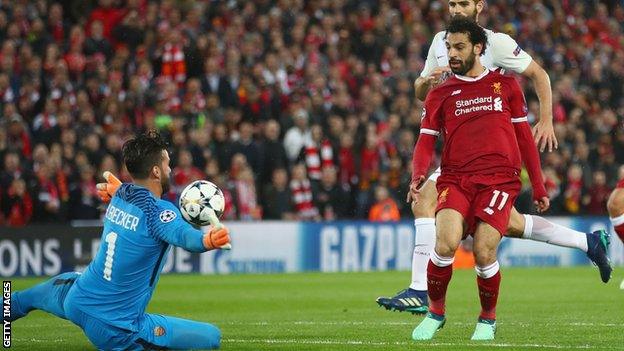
left=409, top=17, right=549, bottom=341
left=607, top=165, right=624, bottom=289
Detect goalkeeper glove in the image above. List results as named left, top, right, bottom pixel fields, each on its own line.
left=203, top=225, right=231, bottom=250
left=96, top=171, right=122, bottom=203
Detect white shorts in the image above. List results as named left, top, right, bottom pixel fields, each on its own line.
left=427, top=167, right=441, bottom=183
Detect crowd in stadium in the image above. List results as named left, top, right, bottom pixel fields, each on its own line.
left=0, top=0, right=622, bottom=226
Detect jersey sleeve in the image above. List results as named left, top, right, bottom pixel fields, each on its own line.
left=508, top=78, right=529, bottom=120
left=489, top=32, right=532, bottom=74
left=420, top=91, right=443, bottom=135
left=507, top=78, right=547, bottom=200
left=412, top=92, right=443, bottom=180
left=419, top=32, right=444, bottom=78
left=150, top=200, right=207, bottom=252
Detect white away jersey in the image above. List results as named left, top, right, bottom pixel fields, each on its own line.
left=420, top=28, right=532, bottom=77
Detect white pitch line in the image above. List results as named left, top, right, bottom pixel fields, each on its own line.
left=223, top=338, right=617, bottom=349
left=13, top=338, right=65, bottom=343
left=221, top=320, right=624, bottom=328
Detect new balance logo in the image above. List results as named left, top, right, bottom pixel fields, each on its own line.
left=494, top=97, right=503, bottom=111
left=451, top=89, right=462, bottom=96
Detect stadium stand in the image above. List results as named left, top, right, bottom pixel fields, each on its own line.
left=0, top=0, right=622, bottom=225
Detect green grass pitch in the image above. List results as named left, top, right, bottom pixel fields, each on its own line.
left=7, top=267, right=624, bottom=350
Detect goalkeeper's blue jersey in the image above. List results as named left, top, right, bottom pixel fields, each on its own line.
left=67, top=184, right=206, bottom=332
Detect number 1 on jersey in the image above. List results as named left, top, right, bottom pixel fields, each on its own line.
left=103, top=232, right=118, bottom=281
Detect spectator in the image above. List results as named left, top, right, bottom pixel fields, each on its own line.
left=262, top=168, right=295, bottom=220
left=172, top=149, right=205, bottom=193
left=0, top=151, right=31, bottom=191
left=290, top=163, right=319, bottom=221
left=298, top=124, right=334, bottom=183
left=563, top=164, right=585, bottom=214
left=259, top=119, right=289, bottom=185
left=314, top=166, right=349, bottom=220
left=68, top=165, right=100, bottom=220
left=584, top=171, right=611, bottom=215
left=231, top=165, right=261, bottom=221
left=233, top=121, right=262, bottom=175
left=368, top=185, right=400, bottom=222
left=283, top=109, right=312, bottom=163
left=32, top=160, right=63, bottom=222
left=1, top=178, right=33, bottom=226
left=84, top=20, right=113, bottom=60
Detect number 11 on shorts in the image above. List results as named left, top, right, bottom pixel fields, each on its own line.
left=485, top=190, right=509, bottom=214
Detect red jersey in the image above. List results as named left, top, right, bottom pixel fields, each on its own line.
left=420, top=69, right=527, bottom=175
left=412, top=68, right=547, bottom=200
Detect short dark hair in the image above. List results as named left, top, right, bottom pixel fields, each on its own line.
left=447, top=16, right=487, bottom=56
left=122, top=130, right=168, bottom=179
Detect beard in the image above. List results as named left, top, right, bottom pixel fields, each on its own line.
left=160, top=170, right=171, bottom=195
left=450, top=52, right=476, bottom=75
left=452, top=9, right=478, bottom=22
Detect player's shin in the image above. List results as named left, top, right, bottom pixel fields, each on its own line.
left=411, top=218, right=436, bottom=290
left=475, top=261, right=501, bottom=321
left=427, top=250, right=454, bottom=316
left=522, top=214, right=588, bottom=251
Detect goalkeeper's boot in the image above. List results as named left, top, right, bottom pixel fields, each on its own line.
left=412, top=312, right=445, bottom=340
left=471, top=318, right=496, bottom=340
left=376, top=288, right=428, bottom=314
left=586, top=230, right=612, bottom=283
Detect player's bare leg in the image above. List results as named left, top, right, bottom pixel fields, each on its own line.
left=471, top=222, right=503, bottom=340
left=506, top=207, right=611, bottom=282
left=412, top=209, right=464, bottom=341
left=376, top=178, right=438, bottom=314
left=607, top=186, right=624, bottom=289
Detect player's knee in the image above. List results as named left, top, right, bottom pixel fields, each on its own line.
left=607, top=190, right=624, bottom=217
left=435, top=241, right=459, bottom=258
left=473, top=249, right=496, bottom=267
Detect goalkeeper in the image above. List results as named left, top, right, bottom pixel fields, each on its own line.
left=8, top=131, right=231, bottom=350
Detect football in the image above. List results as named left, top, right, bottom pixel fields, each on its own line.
left=179, top=180, right=225, bottom=226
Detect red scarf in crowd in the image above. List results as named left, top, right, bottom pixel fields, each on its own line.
left=290, top=178, right=318, bottom=219
left=304, top=139, right=333, bottom=180
left=161, top=43, right=186, bottom=86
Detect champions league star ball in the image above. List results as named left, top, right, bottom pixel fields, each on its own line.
left=179, top=180, right=225, bottom=226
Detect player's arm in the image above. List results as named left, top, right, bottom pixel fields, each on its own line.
left=415, top=32, right=451, bottom=101
left=521, top=61, right=556, bottom=152
left=151, top=203, right=231, bottom=252
left=509, top=80, right=549, bottom=213
left=490, top=33, right=557, bottom=152
left=408, top=95, right=441, bottom=203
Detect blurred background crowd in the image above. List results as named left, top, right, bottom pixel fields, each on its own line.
left=0, top=0, right=623, bottom=226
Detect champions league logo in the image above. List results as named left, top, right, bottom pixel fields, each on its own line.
left=159, top=210, right=177, bottom=223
